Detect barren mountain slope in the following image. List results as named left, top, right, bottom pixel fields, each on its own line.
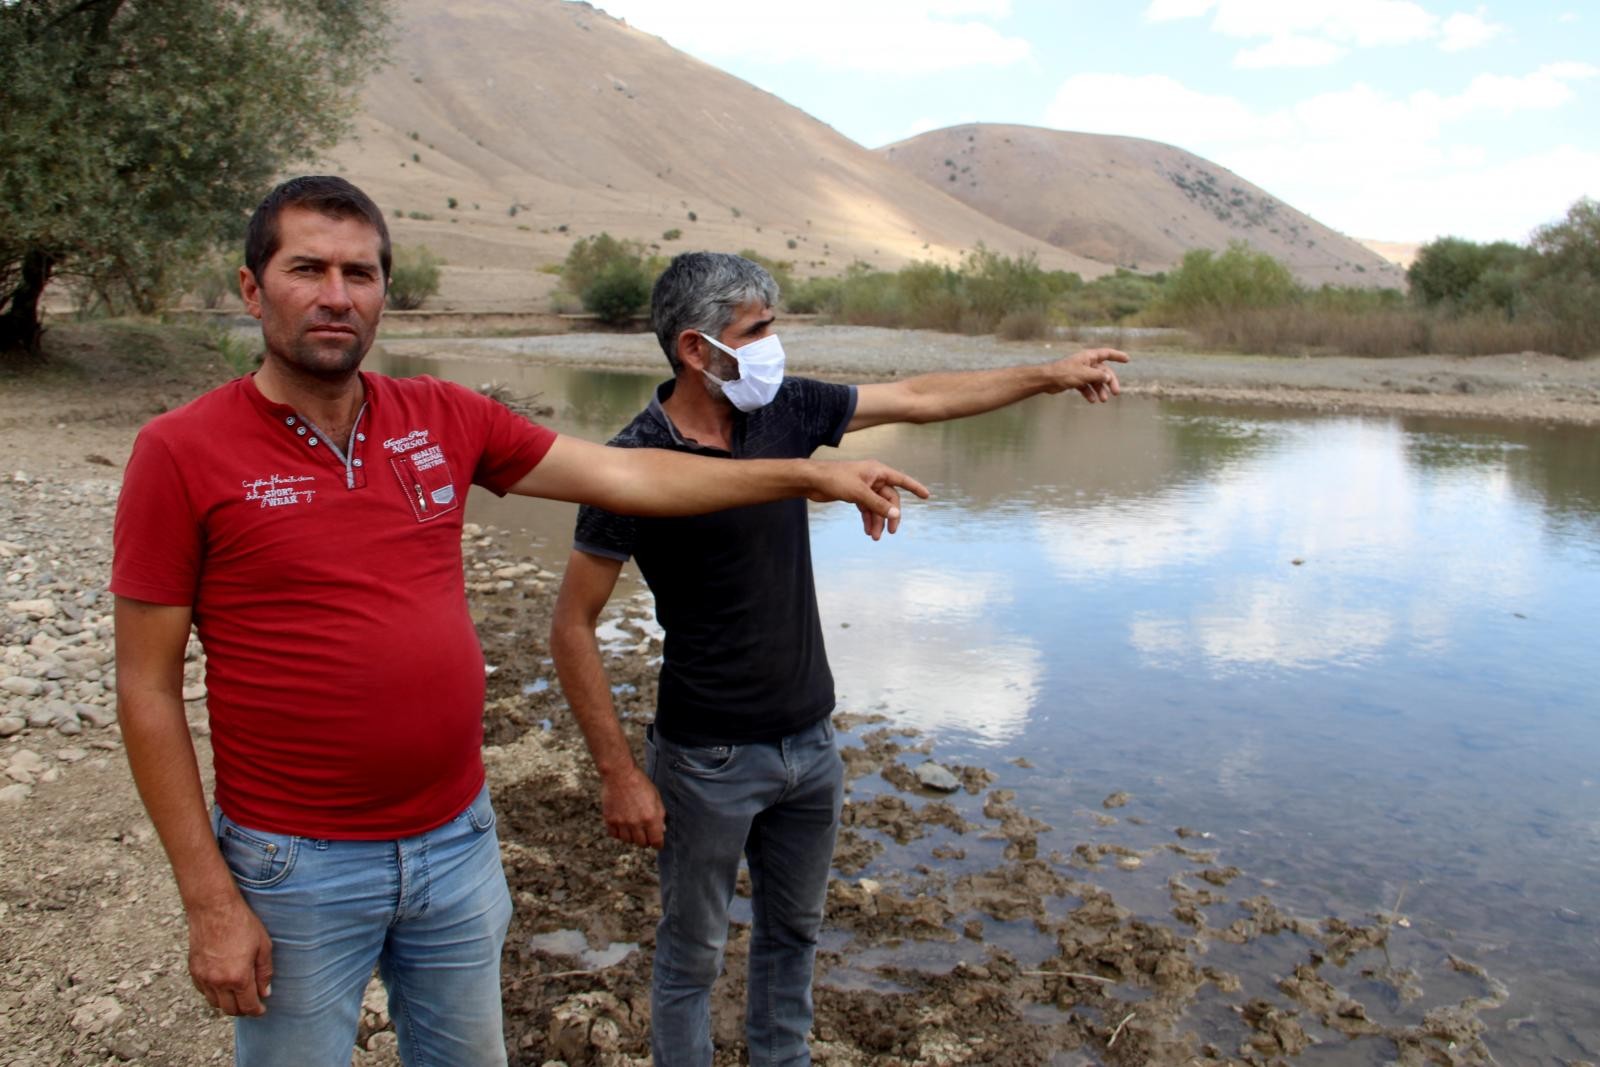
left=880, top=124, right=1405, bottom=289
left=322, top=0, right=1105, bottom=309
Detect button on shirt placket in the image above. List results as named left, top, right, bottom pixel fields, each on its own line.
left=285, top=410, right=368, bottom=490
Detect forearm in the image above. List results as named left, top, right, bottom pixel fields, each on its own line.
left=893, top=364, right=1057, bottom=423
left=591, top=451, right=815, bottom=517
left=119, top=690, right=239, bottom=911
left=551, top=618, right=636, bottom=780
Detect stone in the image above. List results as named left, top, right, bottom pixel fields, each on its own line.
left=181, top=684, right=206, bottom=702
left=77, top=704, right=116, bottom=728
left=26, top=706, right=55, bottom=728
left=8, top=750, right=45, bottom=775
left=0, top=676, right=43, bottom=697
left=55, top=718, right=82, bottom=736
left=0, top=783, right=31, bottom=803
left=5, top=599, right=57, bottom=620
left=914, top=761, right=961, bottom=793
left=0, top=716, right=24, bottom=737
left=69, top=996, right=125, bottom=1035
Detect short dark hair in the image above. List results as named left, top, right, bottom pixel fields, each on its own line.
left=244, top=175, right=391, bottom=283
left=650, top=252, right=779, bottom=372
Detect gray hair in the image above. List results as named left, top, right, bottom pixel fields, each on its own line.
left=651, top=252, right=779, bottom=371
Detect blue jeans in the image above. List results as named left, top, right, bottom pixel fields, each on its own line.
left=647, top=717, right=844, bottom=1067
left=211, top=783, right=512, bottom=1067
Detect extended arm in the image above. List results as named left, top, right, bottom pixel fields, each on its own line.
left=508, top=436, right=928, bottom=539
left=115, top=596, right=273, bottom=1017
left=549, top=551, right=665, bottom=849
left=847, top=347, right=1129, bottom=432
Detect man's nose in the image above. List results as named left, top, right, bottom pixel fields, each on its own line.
left=317, top=270, right=355, bottom=312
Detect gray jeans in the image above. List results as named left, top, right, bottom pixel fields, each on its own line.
left=646, top=717, right=843, bottom=1067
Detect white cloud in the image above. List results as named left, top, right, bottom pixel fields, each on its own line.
left=1043, top=63, right=1600, bottom=240
left=1144, top=0, right=1438, bottom=45
left=1234, top=34, right=1349, bottom=68
left=1558, top=11, right=1580, bottom=23
left=1144, top=0, right=1513, bottom=61
left=1440, top=7, right=1507, bottom=51
left=1044, top=73, right=1290, bottom=144
left=1144, top=0, right=1217, bottom=21
left=588, top=0, right=1030, bottom=74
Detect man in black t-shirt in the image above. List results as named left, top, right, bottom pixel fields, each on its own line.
left=550, top=252, right=1127, bottom=1067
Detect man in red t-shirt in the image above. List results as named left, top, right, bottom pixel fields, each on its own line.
left=110, top=176, right=926, bottom=1067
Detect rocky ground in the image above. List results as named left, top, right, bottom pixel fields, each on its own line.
left=2, top=322, right=1586, bottom=1066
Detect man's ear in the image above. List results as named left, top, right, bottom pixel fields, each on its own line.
left=676, top=329, right=709, bottom=371
left=238, top=266, right=263, bottom=321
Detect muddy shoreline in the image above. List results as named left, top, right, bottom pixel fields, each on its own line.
left=0, top=324, right=1580, bottom=1065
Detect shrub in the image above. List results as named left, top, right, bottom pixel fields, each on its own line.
left=446, top=197, right=458, bottom=210
left=582, top=261, right=651, bottom=326
left=561, top=233, right=651, bottom=296
left=188, top=256, right=238, bottom=309
left=997, top=308, right=1048, bottom=340
left=662, top=228, right=682, bottom=241
left=386, top=246, right=442, bottom=310
left=1157, top=242, right=1298, bottom=320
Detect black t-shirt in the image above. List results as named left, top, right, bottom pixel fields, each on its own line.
left=574, top=377, right=858, bottom=745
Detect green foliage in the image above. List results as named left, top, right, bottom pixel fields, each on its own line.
left=561, top=234, right=651, bottom=296
left=186, top=254, right=239, bottom=310
left=560, top=233, right=662, bottom=325
left=662, top=228, right=682, bottom=241
left=207, top=323, right=261, bottom=376
left=446, top=197, right=458, bottom=210
left=1059, top=270, right=1161, bottom=324
left=1157, top=242, right=1299, bottom=319
left=386, top=246, right=443, bottom=311
left=1408, top=237, right=1532, bottom=313
left=583, top=261, right=652, bottom=326
left=1400, top=200, right=1600, bottom=355
left=0, top=0, right=392, bottom=355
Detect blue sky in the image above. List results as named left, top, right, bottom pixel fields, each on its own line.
left=587, top=1, right=1597, bottom=245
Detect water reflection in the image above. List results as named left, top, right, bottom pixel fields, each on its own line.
left=379, top=347, right=1600, bottom=1059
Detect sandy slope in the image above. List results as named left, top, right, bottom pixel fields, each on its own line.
left=878, top=124, right=1404, bottom=288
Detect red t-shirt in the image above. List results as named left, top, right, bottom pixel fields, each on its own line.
left=111, top=372, right=556, bottom=838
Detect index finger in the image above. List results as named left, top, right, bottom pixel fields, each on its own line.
left=1092, top=348, right=1130, bottom=364
left=876, top=467, right=930, bottom=501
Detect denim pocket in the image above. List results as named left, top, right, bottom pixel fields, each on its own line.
left=670, top=742, right=738, bottom=777
left=216, top=815, right=297, bottom=889
left=463, top=786, right=497, bottom=833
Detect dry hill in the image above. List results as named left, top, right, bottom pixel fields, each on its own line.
left=879, top=124, right=1405, bottom=289
left=324, top=0, right=1106, bottom=311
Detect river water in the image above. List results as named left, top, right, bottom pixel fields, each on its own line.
left=382, top=349, right=1599, bottom=1064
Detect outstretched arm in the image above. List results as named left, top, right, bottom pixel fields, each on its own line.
left=116, top=597, right=273, bottom=1017
left=509, top=435, right=930, bottom=539
left=550, top=551, right=665, bottom=850
left=848, top=347, right=1129, bottom=433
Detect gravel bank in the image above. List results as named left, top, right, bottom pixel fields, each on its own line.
left=382, top=323, right=1600, bottom=426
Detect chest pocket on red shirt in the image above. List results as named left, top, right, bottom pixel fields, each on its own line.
left=390, top=444, right=460, bottom=523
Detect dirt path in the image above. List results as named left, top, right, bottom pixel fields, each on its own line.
left=0, top=323, right=1559, bottom=1066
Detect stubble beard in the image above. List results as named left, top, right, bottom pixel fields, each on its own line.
left=286, top=334, right=367, bottom=382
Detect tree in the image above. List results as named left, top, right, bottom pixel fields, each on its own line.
left=1159, top=242, right=1298, bottom=319
left=0, top=0, right=392, bottom=358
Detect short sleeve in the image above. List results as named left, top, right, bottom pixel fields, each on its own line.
left=574, top=503, right=636, bottom=562
left=793, top=379, right=857, bottom=450
left=111, top=430, right=203, bottom=606
left=456, top=386, right=557, bottom=495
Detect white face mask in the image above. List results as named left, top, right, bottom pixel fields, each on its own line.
left=697, top=331, right=785, bottom=412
